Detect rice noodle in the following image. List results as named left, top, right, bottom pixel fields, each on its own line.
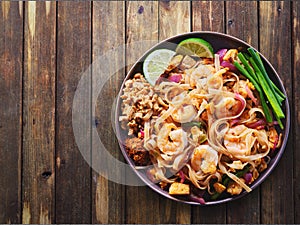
left=119, top=52, right=281, bottom=200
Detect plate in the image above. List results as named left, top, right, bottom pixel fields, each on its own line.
left=115, top=31, right=290, bottom=205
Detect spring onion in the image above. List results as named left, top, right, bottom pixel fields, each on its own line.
left=233, top=61, right=272, bottom=123
left=234, top=48, right=286, bottom=129
left=248, top=48, right=285, bottom=104
left=249, top=57, right=285, bottom=119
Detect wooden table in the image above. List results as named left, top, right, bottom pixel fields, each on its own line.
left=0, top=1, right=298, bottom=224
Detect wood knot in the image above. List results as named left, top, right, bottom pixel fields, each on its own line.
left=277, top=6, right=282, bottom=13
left=93, top=118, right=100, bottom=127
left=160, top=0, right=171, bottom=10
left=41, top=171, right=52, bottom=179
left=138, top=5, right=144, bottom=14
left=228, top=19, right=234, bottom=26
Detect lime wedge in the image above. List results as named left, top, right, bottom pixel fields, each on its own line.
left=176, top=38, right=214, bottom=58
left=143, top=49, right=176, bottom=86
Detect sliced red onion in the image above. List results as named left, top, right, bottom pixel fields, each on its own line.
left=245, top=84, right=258, bottom=105
left=216, top=48, right=227, bottom=62
left=140, top=129, right=145, bottom=138
left=234, top=92, right=246, bottom=115
left=179, top=170, right=185, bottom=183
left=244, top=172, right=252, bottom=184
left=230, top=118, right=240, bottom=126
left=221, top=60, right=237, bottom=72
left=168, top=74, right=182, bottom=83
left=189, top=195, right=206, bottom=205
left=246, top=119, right=266, bottom=129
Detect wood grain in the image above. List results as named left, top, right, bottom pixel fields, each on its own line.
left=159, top=1, right=190, bottom=38
left=126, top=1, right=158, bottom=69
left=226, top=1, right=258, bottom=46
left=158, top=1, right=192, bottom=224
left=22, top=2, right=56, bottom=223
left=225, top=2, right=260, bottom=224
left=125, top=1, right=159, bottom=223
left=192, top=1, right=225, bottom=33
left=92, top=1, right=125, bottom=223
left=0, top=2, right=23, bottom=223
left=56, top=2, right=91, bottom=223
left=259, top=1, right=294, bottom=224
left=191, top=2, right=226, bottom=223
left=0, top=1, right=298, bottom=223
left=293, top=2, right=300, bottom=223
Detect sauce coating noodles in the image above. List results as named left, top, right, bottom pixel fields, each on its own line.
left=119, top=51, right=282, bottom=202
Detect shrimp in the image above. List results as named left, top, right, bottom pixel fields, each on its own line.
left=191, top=145, right=218, bottom=174
left=157, top=123, right=188, bottom=154
left=214, top=97, right=236, bottom=118
left=171, top=104, right=197, bottom=123
left=223, top=125, right=255, bottom=156
left=188, top=64, right=215, bottom=88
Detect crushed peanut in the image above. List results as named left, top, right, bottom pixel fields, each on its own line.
left=119, top=73, right=167, bottom=135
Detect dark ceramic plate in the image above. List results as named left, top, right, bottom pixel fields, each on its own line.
left=115, top=31, right=290, bottom=205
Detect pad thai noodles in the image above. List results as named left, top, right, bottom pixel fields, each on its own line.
left=118, top=47, right=284, bottom=203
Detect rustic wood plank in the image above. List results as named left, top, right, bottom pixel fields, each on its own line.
left=0, top=2, right=23, bottom=223
left=191, top=2, right=226, bottom=223
left=226, top=1, right=258, bottom=46
left=159, top=1, right=190, bottom=38
left=225, top=2, right=260, bottom=224
left=92, top=1, right=125, bottom=223
left=126, top=1, right=158, bottom=68
left=192, top=1, right=225, bottom=32
left=125, top=1, right=159, bottom=223
left=56, top=2, right=92, bottom=223
left=259, top=1, right=294, bottom=224
left=158, top=1, right=192, bottom=224
left=22, top=2, right=56, bottom=224
left=293, top=2, right=300, bottom=223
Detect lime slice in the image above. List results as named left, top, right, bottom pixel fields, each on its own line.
left=143, top=49, right=176, bottom=86
left=176, top=38, right=214, bottom=58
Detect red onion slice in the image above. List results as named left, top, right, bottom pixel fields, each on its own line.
left=234, top=92, right=246, bottom=115
left=245, top=84, right=258, bottom=105
left=246, top=119, right=266, bottom=129
left=244, top=173, right=253, bottom=184
left=168, top=74, right=182, bottom=83
left=189, top=195, right=206, bottom=205
left=179, top=170, right=185, bottom=183
left=221, top=60, right=237, bottom=72
left=216, top=48, right=227, bottom=62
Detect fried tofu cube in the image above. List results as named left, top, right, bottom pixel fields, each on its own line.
left=213, top=182, right=226, bottom=194
left=169, top=182, right=190, bottom=195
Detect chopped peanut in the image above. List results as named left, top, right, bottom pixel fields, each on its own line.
left=120, top=73, right=167, bottom=135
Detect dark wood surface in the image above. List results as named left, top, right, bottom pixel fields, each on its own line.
left=0, top=1, right=298, bottom=224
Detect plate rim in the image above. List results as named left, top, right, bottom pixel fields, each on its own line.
left=114, top=31, right=291, bottom=206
